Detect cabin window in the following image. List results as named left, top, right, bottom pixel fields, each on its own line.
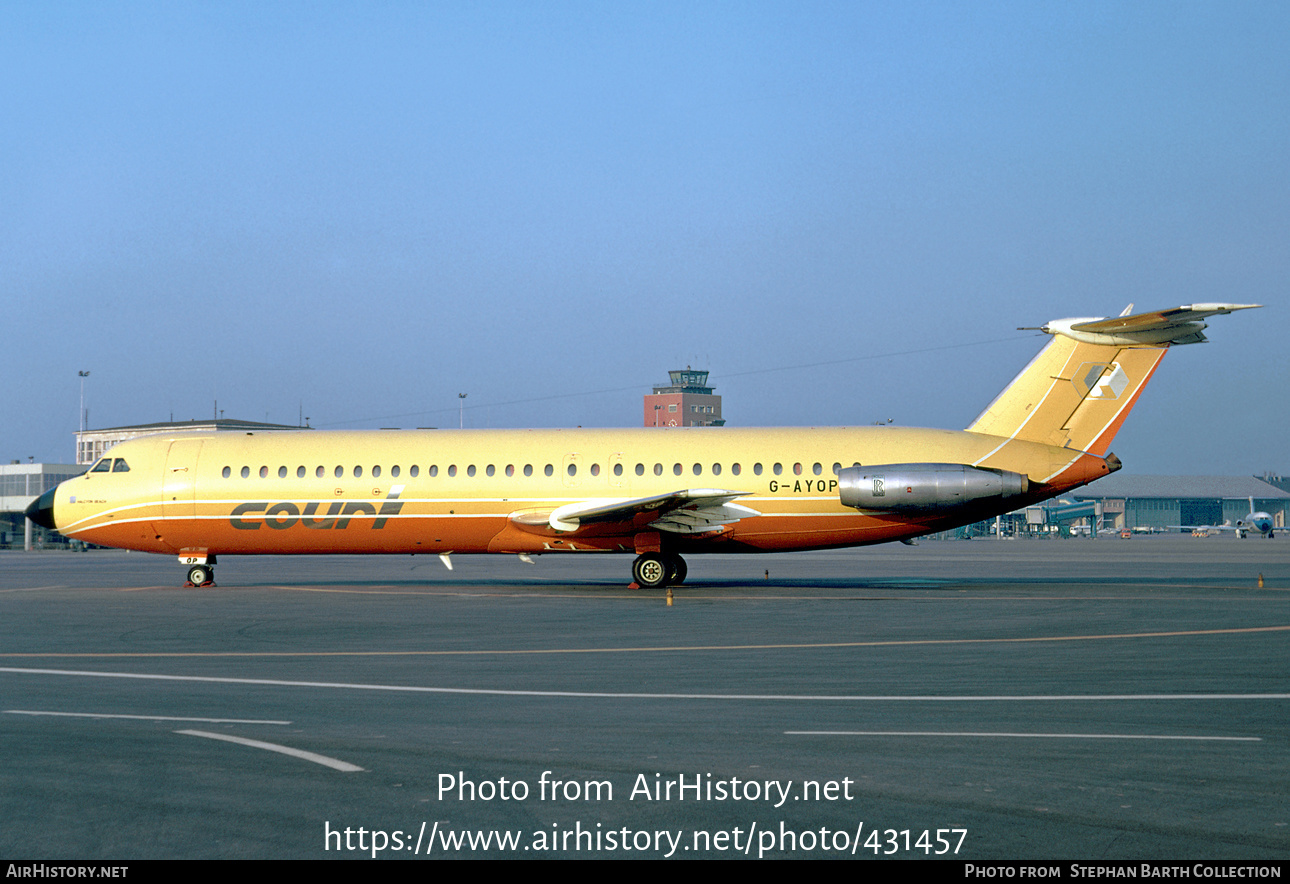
left=242, top=466, right=251, bottom=478
left=335, top=466, right=344, bottom=478
left=753, top=463, right=763, bottom=475
left=91, top=458, right=111, bottom=473
left=390, top=465, right=400, bottom=478
left=222, top=466, right=231, bottom=478
left=505, top=465, right=514, bottom=477
left=486, top=465, right=495, bottom=477
left=793, top=463, right=802, bottom=476
left=409, top=465, right=419, bottom=477
left=731, top=463, right=741, bottom=475
left=813, top=463, right=822, bottom=476
left=692, top=463, right=702, bottom=476
left=635, top=463, right=644, bottom=476
left=260, top=466, right=269, bottom=478
left=524, top=464, right=533, bottom=477
left=712, top=463, right=721, bottom=476
left=467, top=465, right=476, bottom=477
left=427, top=465, right=437, bottom=477
left=448, top=465, right=457, bottom=477
left=372, top=466, right=381, bottom=478
left=278, top=466, right=288, bottom=478
left=832, top=463, right=841, bottom=475
left=316, top=466, right=325, bottom=478
left=353, top=466, right=363, bottom=478
left=673, top=463, right=682, bottom=476
left=613, top=464, right=622, bottom=477
left=590, top=463, right=600, bottom=477
left=567, top=464, right=576, bottom=477
left=297, top=466, right=306, bottom=478
left=544, top=464, right=554, bottom=477
left=773, top=463, right=783, bottom=476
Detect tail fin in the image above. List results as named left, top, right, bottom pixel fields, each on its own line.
left=966, top=334, right=1166, bottom=455
left=967, top=303, right=1260, bottom=456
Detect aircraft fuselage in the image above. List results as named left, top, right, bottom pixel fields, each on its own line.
left=37, top=425, right=1111, bottom=560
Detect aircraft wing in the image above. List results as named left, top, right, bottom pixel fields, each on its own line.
left=513, top=489, right=760, bottom=534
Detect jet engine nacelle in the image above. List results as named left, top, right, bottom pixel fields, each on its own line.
left=838, top=463, right=1029, bottom=512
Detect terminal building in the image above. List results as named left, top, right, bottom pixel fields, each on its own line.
left=1, top=461, right=86, bottom=550
left=75, top=418, right=309, bottom=465
left=644, top=368, right=724, bottom=427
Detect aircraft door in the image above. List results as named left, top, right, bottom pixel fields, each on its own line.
left=161, top=439, right=204, bottom=521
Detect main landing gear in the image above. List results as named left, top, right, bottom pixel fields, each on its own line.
left=186, top=564, right=216, bottom=587
left=631, top=552, right=687, bottom=589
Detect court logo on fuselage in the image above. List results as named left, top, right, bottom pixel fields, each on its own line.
left=230, top=486, right=404, bottom=530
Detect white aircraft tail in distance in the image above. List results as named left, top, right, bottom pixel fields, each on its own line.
left=27, top=303, right=1261, bottom=587
left=1172, top=497, right=1277, bottom=539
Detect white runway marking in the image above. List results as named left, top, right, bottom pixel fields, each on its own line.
left=786, top=730, right=1261, bottom=741
left=4, top=667, right=1289, bottom=702
left=176, top=729, right=364, bottom=772
left=6, top=709, right=290, bottom=724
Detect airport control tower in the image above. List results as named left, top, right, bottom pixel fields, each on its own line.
left=644, top=367, right=724, bottom=427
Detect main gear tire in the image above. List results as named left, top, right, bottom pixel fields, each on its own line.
left=664, top=553, right=687, bottom=586
left=632, top=554, right=668, bottom=589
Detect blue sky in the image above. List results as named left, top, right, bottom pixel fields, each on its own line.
left=4, top=1, right=1286, bottom=475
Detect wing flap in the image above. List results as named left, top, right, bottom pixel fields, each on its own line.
left=649, top=502, right=762, bottom=534
left=527, top=489, right=759, bottom=534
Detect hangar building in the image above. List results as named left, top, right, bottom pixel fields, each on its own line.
left=1071, top=475, right=1290, bottom=533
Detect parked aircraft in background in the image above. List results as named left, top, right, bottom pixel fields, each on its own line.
left=28, top=303, right=1260, bottom=587
left=1172, top=497, right=1276, bottom=539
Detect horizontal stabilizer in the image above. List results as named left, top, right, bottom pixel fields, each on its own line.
left=1045, top=303, right=1261, bottom=347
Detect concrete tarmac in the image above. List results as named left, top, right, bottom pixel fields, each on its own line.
left=1, top=535, right=1287, bottom=859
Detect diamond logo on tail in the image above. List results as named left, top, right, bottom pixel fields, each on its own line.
left=1073, top=362, right=1129, bottom=399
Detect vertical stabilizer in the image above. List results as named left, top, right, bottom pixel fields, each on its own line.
left=967, top=303, right=1259, bottom=458
left=966, top=336, right=1166, bottom=456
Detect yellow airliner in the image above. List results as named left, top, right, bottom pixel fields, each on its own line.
left=27, top=304, right=1259, bottom=588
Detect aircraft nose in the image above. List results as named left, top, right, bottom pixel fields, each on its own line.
left=26, top=487, right=57, bottom=530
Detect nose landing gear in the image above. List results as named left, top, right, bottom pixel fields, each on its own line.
left=185, top=564, right=216, bottom=586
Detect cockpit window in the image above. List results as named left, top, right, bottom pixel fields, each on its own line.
left=112, top=459, right=130, bottom=473
left=91, top=458, right=111, bottom=472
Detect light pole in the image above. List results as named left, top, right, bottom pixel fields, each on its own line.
left=77, top=370, right=90, bottom=462
left=458, top=393, right=467, bottom=429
